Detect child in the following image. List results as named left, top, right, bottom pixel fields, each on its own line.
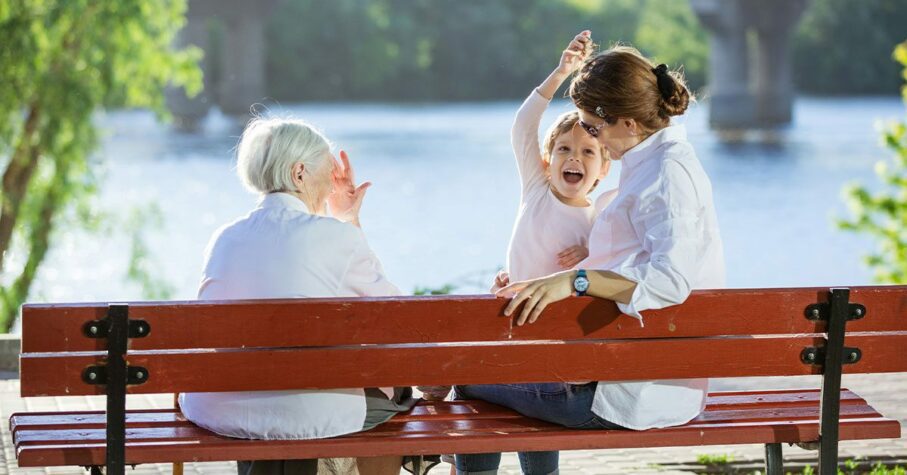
left=494, top=30, right=614, bottom=291
left=418, top=32, right=614, bottom=405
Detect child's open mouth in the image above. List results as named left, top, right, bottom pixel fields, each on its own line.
left=562, top=169, right=584, bottom=184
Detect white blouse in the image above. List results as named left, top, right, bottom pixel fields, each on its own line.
left=506, top=90, right=615, bottom=283
left=580, top=124, right=726, bottom=430
left=179, top=192, right=401, bottom=440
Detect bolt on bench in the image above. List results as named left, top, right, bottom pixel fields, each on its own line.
left=11, top=286, right=907, bottom=475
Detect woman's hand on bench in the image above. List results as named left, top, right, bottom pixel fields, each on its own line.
left=496, top=272, right=574, bottom=326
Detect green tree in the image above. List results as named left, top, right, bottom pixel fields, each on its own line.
left=0, top=1, right=202, bottom=331
left=263, top=0, right=705, bottom=101
left=840, top=41, right=907, bottom=282
left=794, top=0, right=907, bottom=94
left=635, top=0, right=708, bottom=91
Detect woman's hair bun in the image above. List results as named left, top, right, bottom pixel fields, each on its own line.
left=661, top=70, right=691, bottom=117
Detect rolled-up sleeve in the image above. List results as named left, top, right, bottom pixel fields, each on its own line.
left=615, top=160, right=705, bottom=322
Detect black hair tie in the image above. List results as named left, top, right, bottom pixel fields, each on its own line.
left=652, top=64, right=674, bottom=100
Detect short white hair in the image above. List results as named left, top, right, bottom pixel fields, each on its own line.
left=236, top=117, right=332, bottom=194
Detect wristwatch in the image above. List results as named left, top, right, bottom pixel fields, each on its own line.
left=573, top=269, right=590, bottom=296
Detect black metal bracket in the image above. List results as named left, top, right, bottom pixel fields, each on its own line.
left=81, top=304, right=149, bottom=475
left=804, top=302, right=865, bottom=322
left=803, top=288, right=865, bottom=475
left=800, top=347, right=862, bottom=366
left=82, top=365, right=150, bottom=385
left=83, top=317, right=150, bottom=339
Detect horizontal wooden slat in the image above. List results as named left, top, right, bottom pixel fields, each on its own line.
left=17, top=418, right=898, bottom=467
left=21, top=286, right=907, bottom=352
left=20, top=334, right=907, bottom=396
left=11, top=390, right=900, bottom=467
left=7, top=389, right=871, bottom=435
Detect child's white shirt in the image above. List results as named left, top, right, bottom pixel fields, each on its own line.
left=506, top=90, right=616, bottom=283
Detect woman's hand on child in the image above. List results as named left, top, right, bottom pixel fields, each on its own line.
left=558, top=245, right=589, bottom=269
left=490, top=270, right=510, bottom=293
left=496, top=271, right=574, bottom=326
left=556, top=30, right=593, bottom=76
left=328, top=150, right=371, bottom=227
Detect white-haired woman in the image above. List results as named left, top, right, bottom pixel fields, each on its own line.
left=179, top=118, right=415, bottom=475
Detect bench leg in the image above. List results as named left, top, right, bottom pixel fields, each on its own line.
left=88, top=466, right=102, bottom=475
left=173, top=462, right=184, bottom=475
left=765, top=443, right=783, bottom=475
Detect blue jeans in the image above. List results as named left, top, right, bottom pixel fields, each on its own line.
left=453, top=382, right=624, bottom=475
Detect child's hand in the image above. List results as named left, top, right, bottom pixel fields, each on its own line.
left=417, top=385, right=452, bottom=401
left=490, top=270, right=510, bottom=293
left=557, top=245, right=589, bottom=269
left=556, top=30, right=594, bottom=76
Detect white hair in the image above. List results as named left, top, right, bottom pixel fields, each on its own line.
left=235, top=117, right=332, bottom=194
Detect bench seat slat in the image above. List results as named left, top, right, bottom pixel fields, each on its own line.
left=6, top=389, right=869, bottom=432
left=20, top=334, right=907, bottom=396
left=8, top=390, right=875, bottom=436
left=21, top=286, right=907, bottom=353
left=11, top=390, right=901, bottom=467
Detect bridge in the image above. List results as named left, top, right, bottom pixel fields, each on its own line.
left=167, top=0, right=810, bottom=132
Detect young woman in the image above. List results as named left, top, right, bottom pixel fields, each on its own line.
left=454, top=38, right=725, bottom=475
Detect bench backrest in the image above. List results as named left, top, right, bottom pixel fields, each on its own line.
left=19, top=286, right=907, bottom=397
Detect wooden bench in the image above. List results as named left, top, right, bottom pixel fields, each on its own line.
left=11, top=286, right=907, bottom=475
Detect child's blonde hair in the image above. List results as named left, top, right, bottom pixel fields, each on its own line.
left=541, top=111, right=608, bottom=163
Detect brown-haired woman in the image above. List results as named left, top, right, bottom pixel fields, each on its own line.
left=454, top=37, right=725, bottom=475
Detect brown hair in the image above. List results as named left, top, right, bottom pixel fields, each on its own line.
left=568, top=45, right=692, bottom=132
left=541, top=111, right=606, bottom=163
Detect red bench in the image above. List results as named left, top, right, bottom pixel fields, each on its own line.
left=11, top=286, right=907, bottom=474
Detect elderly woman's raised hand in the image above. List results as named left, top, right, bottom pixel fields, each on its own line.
left=328, top=150, right=371, bottom=227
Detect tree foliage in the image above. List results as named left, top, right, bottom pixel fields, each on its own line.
left=263, top=0, right=907, bottom=101
left=793, top=0, right=907, bottom=95
left=265, top=0, right=705, bottom=101
left=840, top=41, right=907, bottom=283
left=0, top=1, right=201, bottom=331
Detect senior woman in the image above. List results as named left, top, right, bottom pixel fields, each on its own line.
left=453, top=38, right=725, bottom=475
left=179, top=118, right=415, bottom=475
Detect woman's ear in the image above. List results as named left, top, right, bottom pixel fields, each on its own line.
left=290, top=162, right=306, bottom=191
left=624, top=118, right=639, bottom=136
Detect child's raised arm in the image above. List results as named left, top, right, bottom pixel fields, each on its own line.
left=537, top=30, right=594, bottom=100
left=512, top=31, right=595, bottom=192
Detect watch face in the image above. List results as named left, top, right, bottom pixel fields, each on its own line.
left=574, top=276, right=590, bottom=293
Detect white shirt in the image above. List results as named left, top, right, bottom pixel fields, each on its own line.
left=506, top=90, right=615, bottom=282
left=179, top=192, right=401, bottom=440
left=580, top=124, right=726, bottom=430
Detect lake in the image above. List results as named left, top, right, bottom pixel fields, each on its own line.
left=19, top=96, right=906, bottom=307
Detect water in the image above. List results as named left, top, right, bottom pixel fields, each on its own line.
left=17, top=97, right=906, bottom=305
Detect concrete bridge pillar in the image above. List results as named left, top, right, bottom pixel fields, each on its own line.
left=217, top=2, right=271, bottom=117
left=165, top=0, right=215, bottom=131
left=166, top=0, right=277, bottom=129
left=691, top=0, right=809, bottom=131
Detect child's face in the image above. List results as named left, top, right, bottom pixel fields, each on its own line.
left=546, top=124, right=610, bottom=202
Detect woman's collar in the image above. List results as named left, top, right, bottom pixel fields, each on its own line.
left=259, top=192, right=312, bottom=213
left=620, top=124, right=687, bottom=169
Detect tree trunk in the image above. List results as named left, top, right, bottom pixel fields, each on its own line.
left=0, top=152, right=66, bottom=331
left=0, top=104, right=42, bottom=273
